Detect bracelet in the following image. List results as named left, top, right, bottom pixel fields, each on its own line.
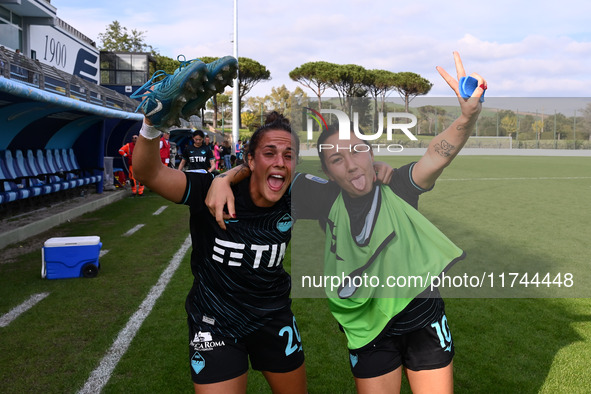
left=140, top=121, right=162, bottom=140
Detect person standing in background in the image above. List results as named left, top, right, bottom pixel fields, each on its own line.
left=204, top=133, right=213, bottom=154
left=178, top=130, right=215, bottom=172
left=213, top=141, right=222, bottom=170
left=160, top=131, right=171, bottom=166
left=221, top=140, right=232, bottom=170
left=119, top=135, right=144, bottom=196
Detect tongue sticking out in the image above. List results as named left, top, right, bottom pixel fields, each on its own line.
left=268, top=175, right=284, bottom=191
left=351, top=175, right=366, bottom=191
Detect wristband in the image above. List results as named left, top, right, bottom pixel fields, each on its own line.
left=140, top=121, right=162, bottom=140
left=459, top=76, right=485, bottom=103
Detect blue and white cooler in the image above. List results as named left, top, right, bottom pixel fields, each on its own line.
left=42, top=236, right=102, bottom=279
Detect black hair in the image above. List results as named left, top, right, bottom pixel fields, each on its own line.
left=316, top=124, right=339, bottom=171
left=246, top=111, right=300, bottom=164
left=192, top=129, right=204, bottom=139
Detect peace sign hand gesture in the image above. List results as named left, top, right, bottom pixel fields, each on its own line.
left=436, top=51, right=486, bottom=122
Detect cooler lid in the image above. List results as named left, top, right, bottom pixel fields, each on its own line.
left=44, top=236, right=101, bottom=247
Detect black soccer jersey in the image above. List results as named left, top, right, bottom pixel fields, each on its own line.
left=181, top=172, right=293, bottom=338
left=291, top=162, right=445, bottom=336
left=183, top=145, right=214, bottom=170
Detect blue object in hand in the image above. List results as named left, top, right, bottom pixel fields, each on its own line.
left=459, top=76, right=485, bottom=102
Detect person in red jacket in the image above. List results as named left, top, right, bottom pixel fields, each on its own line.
left=160, top=131, right=171, bottom=166
left=119, top=135, right=145, bottom=196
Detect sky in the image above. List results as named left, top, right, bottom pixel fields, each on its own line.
left=52, top=0, right=591, bottom=100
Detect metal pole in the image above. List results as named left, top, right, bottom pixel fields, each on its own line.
left=573, top=110, right=577, bottom=149
left=496, top=109, right=499, bottom=137
left=536, top=110, right=539, bottom=149
left=232, top=0, right=239, bottom=153
left=434, top=109, right=437, bottom=135
left=516, top=109, right=519, bottom=146
left=554, top=110, right=557, bottom=149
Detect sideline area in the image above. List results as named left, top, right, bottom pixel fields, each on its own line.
left=0, top=189, right=129, bottom=250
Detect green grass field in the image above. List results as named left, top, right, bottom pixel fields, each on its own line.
left=1, top=155, right=590, bottom=393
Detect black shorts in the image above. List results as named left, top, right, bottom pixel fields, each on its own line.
left=349, top=312, right=454, bottom=379
left=188, top=309, right=305, bottom=384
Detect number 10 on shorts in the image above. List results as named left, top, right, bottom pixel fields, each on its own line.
left=431, top=314, right=453, bottom=352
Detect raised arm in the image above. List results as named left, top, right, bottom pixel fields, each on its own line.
left=133, top=120, right=187, bottom=203
left=412, top=51, right=486, bottom=189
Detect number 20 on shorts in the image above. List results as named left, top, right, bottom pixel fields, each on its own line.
left=279, top=316, right=303, bottom=356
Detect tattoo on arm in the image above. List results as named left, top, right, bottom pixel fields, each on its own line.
left=434, top=139, right=456, bottom=157
left=235, top=166, right=251, bottom=185
left=214, top=164, right=251, bottom=186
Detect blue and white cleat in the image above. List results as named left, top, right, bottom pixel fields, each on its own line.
left=180, top=56, right=238, bottom=119
left=131, top=57, right=208, bottom=130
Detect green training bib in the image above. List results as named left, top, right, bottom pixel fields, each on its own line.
left=324, top=185, right=464, bottom=349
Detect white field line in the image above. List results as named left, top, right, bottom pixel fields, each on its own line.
left=78, top=234, right=192, bottom=394
left=99, top=250, right=109, bottom=258
left=0, top=292, right=50, bottom=328
left=439, top=176, right=591, bottom=182
left=123, top=224, right=145, bottom=237
left=153, top=206, right=168, bottom=216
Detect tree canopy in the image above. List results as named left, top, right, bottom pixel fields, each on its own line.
left=242, top=86, right=308, bottom=131
left=98, top=20, right=178, bottom=75
left=324, top=63, right=368, bottom=113
left=238, top=57, right=271, bottom=102
left=364, top=69, right=399, bottom=122
left=289, top=61, right=333, bottom=111
left=393, top=72, right=433, bottom=112
left=97, top=20, right=444, bottom=130
left=98, top=21, right=154, bottom=53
